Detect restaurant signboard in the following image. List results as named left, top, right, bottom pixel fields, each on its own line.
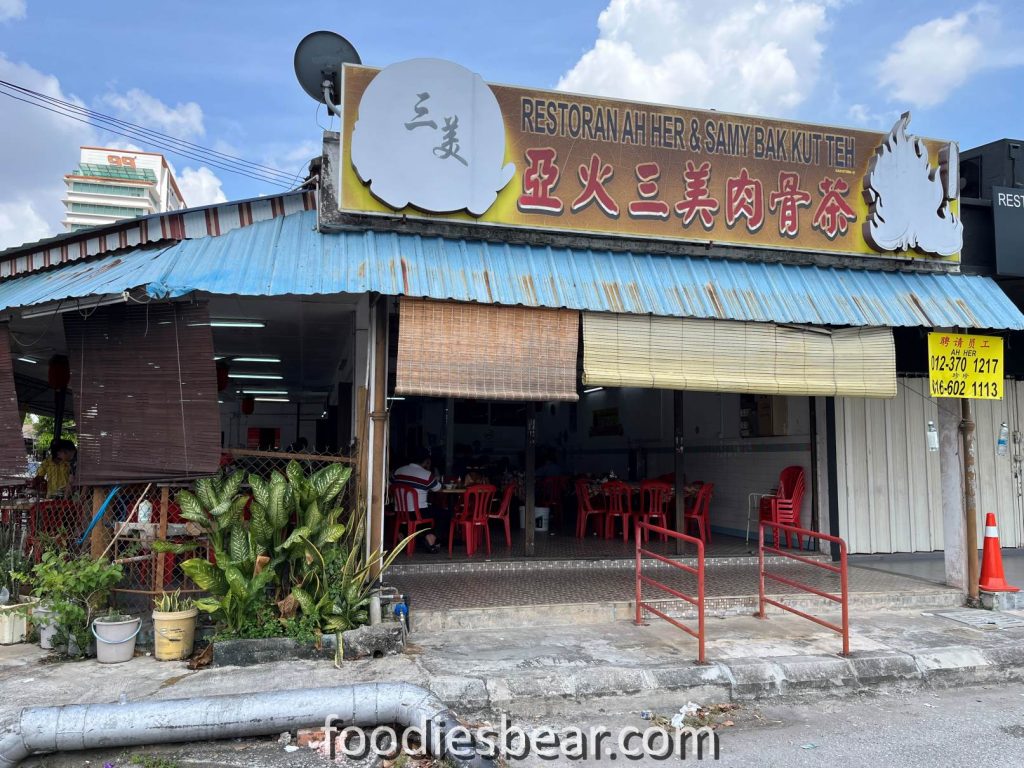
left=338, top=59, right=962, bottom=262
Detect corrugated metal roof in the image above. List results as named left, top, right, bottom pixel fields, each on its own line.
left=1, top=209, right=1022, bottom=330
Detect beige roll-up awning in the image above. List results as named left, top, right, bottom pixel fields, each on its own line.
left=582, top=312, right=896, bottom=397
left=396, top=298, right=580, bottom=401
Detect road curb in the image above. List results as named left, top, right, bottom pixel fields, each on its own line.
left=430, top=636, right=1024, bottom=717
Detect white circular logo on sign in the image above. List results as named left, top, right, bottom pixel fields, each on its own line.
left=351, top=58, right=515, bottom=216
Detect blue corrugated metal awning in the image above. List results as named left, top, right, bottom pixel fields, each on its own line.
left=1, top=209, right=1021, bottom=329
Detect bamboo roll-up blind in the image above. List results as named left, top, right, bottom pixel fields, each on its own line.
left=582, top=312, right=896, bottom=397
left=396, top=298, right=580, bottom=401
left=0, top=326, right=27, bottom=480
left=64, top=302, right=222, bottom=483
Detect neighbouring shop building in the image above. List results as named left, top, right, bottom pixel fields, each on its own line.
left=1, top=56, right=1022, bottom=603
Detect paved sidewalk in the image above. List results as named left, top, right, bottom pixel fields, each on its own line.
left=2, top=606, right=1022, bottom=733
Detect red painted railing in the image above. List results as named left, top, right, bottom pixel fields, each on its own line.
left=758, top=521, right=849, bottom=656
left=634, top=520, right=705, bottom=663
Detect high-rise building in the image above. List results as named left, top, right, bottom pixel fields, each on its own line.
left=62, top=147, right=186, bottom=231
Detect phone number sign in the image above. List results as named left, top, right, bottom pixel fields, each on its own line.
left=927, top=332, right=1003, bottom=399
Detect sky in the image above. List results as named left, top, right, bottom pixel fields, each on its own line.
left=0, top=0, right=1022, bottom=250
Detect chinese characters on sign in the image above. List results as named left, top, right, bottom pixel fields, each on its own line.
left=927, top=332, right=1003, bottom=400
left=340, top=63, right=961, bottom=261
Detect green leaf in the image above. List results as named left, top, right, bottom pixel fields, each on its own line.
left=195, top=477, right=218, bottom=510
left=268, top=482, right=289, bottom=529
left=194, top=597, right=222, bottom=614
left=230, top=525, right=250, bottom=564
left=291, top=587, right=315, bottom=617
left=220, top=469, right=245, bottom=504
left=286, top=460, right=305, bottom=489
left=151, top=540, right=200, bottom=555
left=304, top=499, right=322, bottom=531
left=208, top=499, right=232, bottom=517
left=176, top=491, right=207, bottom=525
left=318, top=523, right=347, bottom=546
left=249, top=474, right=270, bottom=508
left=281, top=526, right=312, bottom=550
left=312, top=464, right=350, bottom=506
left=250, top=504, right=273, bottom=546
left=223, top=565, right=247, bottom=599
left=181, top=558, right=228, bottom=596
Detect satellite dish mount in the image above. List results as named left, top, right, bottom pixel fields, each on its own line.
left=293, top=31, right=362, bottom=118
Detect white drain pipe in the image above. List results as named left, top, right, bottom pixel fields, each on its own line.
left=0, top=682, right=493, bottom=767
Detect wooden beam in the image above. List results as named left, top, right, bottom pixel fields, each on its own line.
left=153, top=486, right=170, bottom=593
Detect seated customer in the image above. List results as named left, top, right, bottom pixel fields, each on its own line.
left=391, top=449, right=446, bottom=552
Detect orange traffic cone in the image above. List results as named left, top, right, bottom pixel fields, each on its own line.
left=978, top=513, right=1019, bottom=593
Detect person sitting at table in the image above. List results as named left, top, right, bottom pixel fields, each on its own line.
left=34, top=439, right=76, bottom=498
left=391, top=449, right=446, bottom=553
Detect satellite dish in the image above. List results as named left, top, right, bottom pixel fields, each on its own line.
left=293, top=31, right=361, bottom=104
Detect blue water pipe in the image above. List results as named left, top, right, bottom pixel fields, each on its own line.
left=76, top=485, right=121, bottom=546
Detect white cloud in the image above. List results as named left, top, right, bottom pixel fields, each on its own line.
left=0, top=0, right=26, bottom=23
left=101, top=88, right=205, bottom=139
left=878, top=4, right=1024, bottom=109
left=176, top=166, right=227, bottom=207
left=0, top=55, right=95, bottom=250
left=557, top=0, right=831, bottom=116
left=0, top=200, right=50, bottom=251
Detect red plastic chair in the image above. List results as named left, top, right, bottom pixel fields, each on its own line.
left=488, top=484, right=515, bottom=547
left=638, top=480, right=672, bottom=542
left=762, top=467, right=806, bottom=548
left=575, top=479, right=605, bottom=538
left=538, top=476, right=569, bottom=530
left=602, top=480, right=633, bottom=542
left=449, top=484, right=495, bottom=557
left=391, top=484, right=434, bottom=557
left=685, top=482, right=714, bottom=544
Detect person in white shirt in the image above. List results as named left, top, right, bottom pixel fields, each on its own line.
left=391, top=449, right=445, bottom=552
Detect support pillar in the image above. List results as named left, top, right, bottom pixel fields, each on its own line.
left=367, top=298, right=388, bottom=584
left=961, top=399, right=980, bottom=603
left=939, top=401, right=967, bottom=592
left=524, top=402, right=537, bottom=557
left=673, top=390, right=686, bottom=555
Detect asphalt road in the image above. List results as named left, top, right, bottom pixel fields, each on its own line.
left=21, top=682, right=1024, bottom=766
left=511, top=681, right=1024, bottom=767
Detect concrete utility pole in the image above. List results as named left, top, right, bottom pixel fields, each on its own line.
left=960, top=398, right=980, bottom=604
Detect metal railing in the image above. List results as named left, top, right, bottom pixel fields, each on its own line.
left=758, top=521, right=849, bottom=656
left=634, top=520, right=706, bottom=663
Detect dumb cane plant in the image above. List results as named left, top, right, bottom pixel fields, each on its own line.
left=179, top=462, right=417, bottom=638
left=177, top=471, right=281, bottom=636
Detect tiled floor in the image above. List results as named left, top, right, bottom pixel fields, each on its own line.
left=388, top=558, right=949, bottom=612
left=850, top=549, right=1024, bottom=586
left=399, top=529, right=759, bottom=564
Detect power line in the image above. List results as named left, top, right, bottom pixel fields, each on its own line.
left=0, top=80, right=306, bottom=189
left=0, top=80, right=299, bottom=182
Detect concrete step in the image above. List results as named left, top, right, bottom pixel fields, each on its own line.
left=410, top=587, right=965, bottom=633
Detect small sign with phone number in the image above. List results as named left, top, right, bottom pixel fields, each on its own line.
left=927, top=332, right=1003, bottom=400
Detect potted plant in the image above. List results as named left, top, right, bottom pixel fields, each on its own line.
left=92, top=608, right=141, bottom=664
left=152, top=590, right=198, bottom=661
left=31, top=550, right=123, bottom=657
left=0, top=529, right=36, bottom=645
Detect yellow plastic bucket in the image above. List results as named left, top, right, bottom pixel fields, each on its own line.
left=152, top=607, right=198, bottom=661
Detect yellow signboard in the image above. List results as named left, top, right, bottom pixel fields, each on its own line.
left=339, top=62, right=962, bottom=262
left=927, top=332, right=1003, bottom=400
